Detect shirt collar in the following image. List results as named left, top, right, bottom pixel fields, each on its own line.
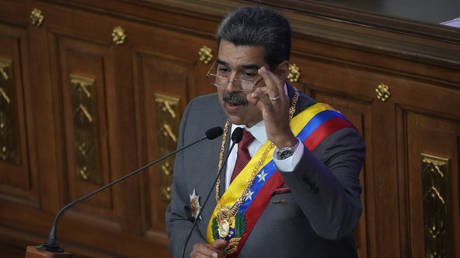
left=233, top=120, right=267, bottom=145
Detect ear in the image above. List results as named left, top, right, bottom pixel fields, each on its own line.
left=274, top=60, right=290, bottom=82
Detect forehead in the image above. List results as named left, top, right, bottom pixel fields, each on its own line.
left=217, top=40, right=265, bottom=67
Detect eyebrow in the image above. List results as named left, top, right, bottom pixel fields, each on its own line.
left=216, top=58, right=261, bottom=70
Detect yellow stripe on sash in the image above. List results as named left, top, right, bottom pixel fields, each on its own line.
left=206, top=103, right=331, bottom=242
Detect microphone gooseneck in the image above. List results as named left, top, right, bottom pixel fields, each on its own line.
left=40, top=126, right=223, bottom=252
left=181, top=127, right=244, bottom=258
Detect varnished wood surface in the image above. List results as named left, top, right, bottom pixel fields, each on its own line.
left=0, top=0, right=459, bottom=257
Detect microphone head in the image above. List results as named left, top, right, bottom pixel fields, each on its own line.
left=231, top=127, right=244, bottom=143
left=205, top=127, right=224, bottom=140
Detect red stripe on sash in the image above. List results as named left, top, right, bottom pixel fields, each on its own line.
left=229, top=171, right=284, bottom=257
left=304, top=117, right=355, bottom=151
left=229, top=116, right=355, bottom=257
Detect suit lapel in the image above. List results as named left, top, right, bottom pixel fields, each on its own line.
left=198, top=108, right=228, bottom=235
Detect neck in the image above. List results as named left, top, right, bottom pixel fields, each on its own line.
left=245, top=119, right=262, bottom=128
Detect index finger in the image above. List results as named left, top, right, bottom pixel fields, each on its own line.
left=257, top=66, right=284, bottom=97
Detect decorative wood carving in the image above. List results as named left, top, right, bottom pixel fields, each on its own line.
left=198, top=46, right=213, bottom=64
left=0, top=58, right=20, bottom=165
left=30, top=8, right=44, bottom=27
left=376, top=83, right=390, bottom=102
left=155, top=93, right=180, bottom=202
left=112, top=26, right=126, bottom=45
left=288, top=63, right=301, bottom=83
left=70, top=74, right=101, bottom=184
left=421, top=153, right=452, bottom=258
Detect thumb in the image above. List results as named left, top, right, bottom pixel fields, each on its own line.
left=211, top=239, right=228, bottom=250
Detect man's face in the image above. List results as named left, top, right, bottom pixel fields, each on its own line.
left=216, top=40, right=267, bottom=127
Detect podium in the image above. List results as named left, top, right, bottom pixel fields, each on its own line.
left=25, top=246, right=72, bottom=258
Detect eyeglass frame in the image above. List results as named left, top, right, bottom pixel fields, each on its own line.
left=205, top=59, right=264, bottom=92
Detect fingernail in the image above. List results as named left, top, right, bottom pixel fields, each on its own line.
left=212, top=253, right=218, bottom=258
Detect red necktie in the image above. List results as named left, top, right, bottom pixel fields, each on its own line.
left=230, top=129, right=255, bottom=183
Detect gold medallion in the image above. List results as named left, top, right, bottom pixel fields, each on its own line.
left=217, top=206, right=232, bottom=238
left=218, top=219, right=230, bottom=238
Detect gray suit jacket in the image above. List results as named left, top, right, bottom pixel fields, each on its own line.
left=166, top=86, right=365, bottom=258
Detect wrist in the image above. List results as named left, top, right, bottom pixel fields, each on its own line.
left=275, top=135, right=298, bottom=149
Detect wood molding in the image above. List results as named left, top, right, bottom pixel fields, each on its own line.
left=248, top=0, right=460, bottom=43
left=33, top=0, right=460, bottom=71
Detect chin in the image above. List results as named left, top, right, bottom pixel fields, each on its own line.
left=226, top=114, right=246, bottom=126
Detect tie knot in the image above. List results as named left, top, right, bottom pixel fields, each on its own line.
left=239, top=129, right=255, bottom=150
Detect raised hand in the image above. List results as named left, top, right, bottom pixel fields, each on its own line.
left=249, top=66, right=297, bottom=148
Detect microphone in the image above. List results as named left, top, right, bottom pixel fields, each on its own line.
left=39, top=126, right=223, bottom=252
left=181, top=127, right=244, bottom=258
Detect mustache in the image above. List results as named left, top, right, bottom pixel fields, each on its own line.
left=222, top=91, right=248, bottom=105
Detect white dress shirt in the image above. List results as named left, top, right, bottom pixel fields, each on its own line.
left=224, top=121, right=305, bottom=189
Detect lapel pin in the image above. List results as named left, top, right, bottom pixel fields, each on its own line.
left=189, top=189, right=202, bottom=219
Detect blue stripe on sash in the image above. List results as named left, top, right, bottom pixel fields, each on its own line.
left=296, top=110, right=346, bottom=142
left=238, top=161, right=277, bottom=213
left=237, top=110, right=346, bottom=214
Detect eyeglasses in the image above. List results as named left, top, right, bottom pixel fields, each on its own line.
left=206, top=60, right=263, bottom=92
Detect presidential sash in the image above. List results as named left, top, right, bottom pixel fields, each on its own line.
left=206, top=103, right=356, bottom=257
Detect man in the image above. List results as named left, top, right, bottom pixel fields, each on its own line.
left=166, top=6, right=365, bottom=258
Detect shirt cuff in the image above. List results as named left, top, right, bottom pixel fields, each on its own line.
left=273, top=138, right=304, bottom=172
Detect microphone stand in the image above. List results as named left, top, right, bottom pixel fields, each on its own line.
left=39, top=127, right=222, bottom=252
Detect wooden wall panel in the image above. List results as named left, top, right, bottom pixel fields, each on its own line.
left=56, top=36, right=116, bottom=217
left=136, top=52, right=194, bottom=234
left=35, top=3, right=159, bottom=256
left=406, top=111, right=460, bottom=258
left=313, top=92, right=374, bottom=258
left=131, top=24, right=216, bottom=243
left=0, top=23, right=37, bottom=206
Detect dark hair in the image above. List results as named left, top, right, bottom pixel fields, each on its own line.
left=216, top=6, right=291, bottom=70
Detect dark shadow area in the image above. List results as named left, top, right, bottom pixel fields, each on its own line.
left=316, top=0, right=460, bottom=24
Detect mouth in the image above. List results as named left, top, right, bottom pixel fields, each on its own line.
left=224, top=102, right=243, bottom=113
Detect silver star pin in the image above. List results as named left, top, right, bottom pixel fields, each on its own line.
left=189, top=189, right=201, bottom=219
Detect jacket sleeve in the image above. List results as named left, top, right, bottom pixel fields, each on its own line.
left=165, top=99, right=206, bottom=258
left=279, top=127, right=365, bottom=240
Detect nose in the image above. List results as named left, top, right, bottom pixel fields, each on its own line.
left=225, top=72, right=239, bottom=91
